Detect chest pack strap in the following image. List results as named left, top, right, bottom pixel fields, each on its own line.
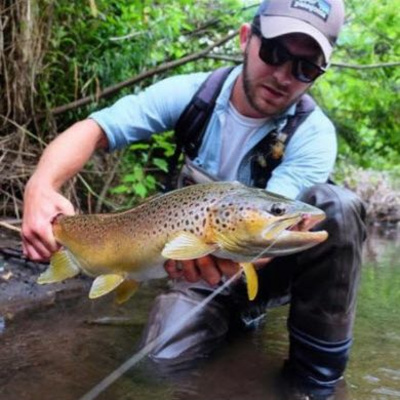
left=167, top=67, right=316, bottom=190
left=250, top=94, right=316, bottom=188
left=164, top=66, right=234, bottom=191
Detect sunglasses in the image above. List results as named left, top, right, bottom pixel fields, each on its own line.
left=252, top=26, right=326, bottom=83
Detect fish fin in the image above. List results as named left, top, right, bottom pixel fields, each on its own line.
left=162, top=232, right=218, bottom=260
left=89, top=274, right=125, bottom=299
left=37, top=250, right=80, bottom=284
left=240, top=262, right=258, bottom=301
left=114, top=279, right=139, bottom=304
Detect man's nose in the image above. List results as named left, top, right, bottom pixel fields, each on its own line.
left=271, top=61, right=293, bottom=85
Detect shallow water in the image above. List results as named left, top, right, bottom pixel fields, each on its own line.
left=1, top=229, right=400, bottom=400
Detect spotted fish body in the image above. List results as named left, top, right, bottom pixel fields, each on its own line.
left=38, top=182, right=328, bottom=303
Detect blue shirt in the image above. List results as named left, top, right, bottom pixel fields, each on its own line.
left=90, top=66, right=337, bottom=199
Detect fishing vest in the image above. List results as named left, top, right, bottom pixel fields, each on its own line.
left=165, top=66, right=316, bottom=191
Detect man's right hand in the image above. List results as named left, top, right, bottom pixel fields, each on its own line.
left=20, top=119, right=108, bottom=262
left=21, top=180, right=75, bottom=262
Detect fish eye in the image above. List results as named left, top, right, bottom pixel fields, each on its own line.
left=270, top=203, right=287, bottom=216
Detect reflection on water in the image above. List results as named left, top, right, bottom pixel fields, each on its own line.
left=0, top=229, right=399, bottom=400
left=347, top=228, right=400, bottom=399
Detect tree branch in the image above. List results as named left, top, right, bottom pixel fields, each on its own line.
left=207, top=54, right=400, bottom=70
left=50, top=30, right=238, bottom=116
left=331, top=61, right=400, bottom=69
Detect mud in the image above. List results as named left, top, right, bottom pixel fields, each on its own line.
left=0, top=229, right=89, bottom=322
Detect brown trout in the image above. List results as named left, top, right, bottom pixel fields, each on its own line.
left=37, top=182, right=328, bottom=303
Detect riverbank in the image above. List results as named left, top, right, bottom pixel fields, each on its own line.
left=0, top=228, right=90, bottom=324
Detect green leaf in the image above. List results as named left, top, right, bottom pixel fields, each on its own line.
left=134, top=183, right=147, bottom=198
left=153, top=158, right=168, bottom=172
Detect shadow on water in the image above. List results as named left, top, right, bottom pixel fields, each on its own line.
left=0, top=227, right=400, bottom=400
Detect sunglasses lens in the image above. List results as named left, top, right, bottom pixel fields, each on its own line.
left=295, top=60, right=324, bottom=83
left=258, top=38, right=324, bottom=83
left=259, top=39, right=287, bottom=66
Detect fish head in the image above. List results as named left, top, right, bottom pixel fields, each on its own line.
left=209, top=188, right=328, bottom=258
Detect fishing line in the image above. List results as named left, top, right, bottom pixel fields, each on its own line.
left=78, top=271, right=241, bottom=400
left=79, top=219, right=301, bottom=400
left=250, top=219, right=300, bottom=262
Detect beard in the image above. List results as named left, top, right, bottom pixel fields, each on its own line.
left=242, top=47, right=304, bottom=118
left=242, top=51, right=271, bottom=116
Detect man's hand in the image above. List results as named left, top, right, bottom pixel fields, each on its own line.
left=164, top=255, right=274, bottom=285
left=21, top=119, right=108, bottom=262
left=164, top=255, right=241, bottom=286
left=22, top=180, right=75, bottom=262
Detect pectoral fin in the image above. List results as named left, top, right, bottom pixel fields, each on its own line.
left=89, top=274, right=125, bottom=299
left=162, top=232, right=218, bottom=260
left=240, top=262, right=258, bottom=301
left=115, top=279, right=139, bottom=304
left=38, top=250, right=80, bottom=284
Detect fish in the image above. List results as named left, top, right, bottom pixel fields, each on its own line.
left=37, top=181, right=328, bottom=303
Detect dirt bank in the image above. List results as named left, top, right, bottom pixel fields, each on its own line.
left=0, top=227, right=90, bottom=324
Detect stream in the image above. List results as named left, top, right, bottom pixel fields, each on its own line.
left=0, top=227, right=399, bottom=400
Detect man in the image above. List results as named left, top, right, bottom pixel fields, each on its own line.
left=22, top=0, right=366, bottom=399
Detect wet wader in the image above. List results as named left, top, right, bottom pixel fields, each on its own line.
left=140, top=68, right=367, bottom=397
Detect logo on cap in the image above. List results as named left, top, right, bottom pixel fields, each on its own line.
left=291, top=0, right=332, bottom=21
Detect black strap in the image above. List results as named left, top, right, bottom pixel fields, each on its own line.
left=250, top=94, right=316, bottom=188
left=165, top=68, right=316, bottom=191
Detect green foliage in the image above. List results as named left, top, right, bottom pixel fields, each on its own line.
left=36, top=0, right=244, bottom=205
left=110, top=132, right=174, bottom=205
left=36, top=0, right=400, bottom=207
left=313, top=0, right=400, bottom=170
left=39, top=0, right=242, bottom=113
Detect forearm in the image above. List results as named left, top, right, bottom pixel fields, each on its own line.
left=28, top=119, right=108, bottom=190
left=22, top=119, right=108, bottom=260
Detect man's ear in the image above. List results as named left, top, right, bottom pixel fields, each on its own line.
left=239, top=23, right=252, bottom=53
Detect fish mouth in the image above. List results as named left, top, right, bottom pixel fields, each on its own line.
left=260, top=213, right=328, bottom=255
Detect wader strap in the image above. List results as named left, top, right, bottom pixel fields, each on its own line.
left=164, top=66, right=234, bottom=191
left=251, top=94, right=316, bottom=188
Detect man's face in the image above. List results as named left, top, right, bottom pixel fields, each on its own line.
left=240, top=28, right=324, bottom=118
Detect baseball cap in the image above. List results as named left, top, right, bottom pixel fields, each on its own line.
left=254, top=0, right=345, bottom=63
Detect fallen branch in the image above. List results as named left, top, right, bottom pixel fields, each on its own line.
left=50, top=30, right=238, bottom=116
left=0, top=221, right=21, bottom=233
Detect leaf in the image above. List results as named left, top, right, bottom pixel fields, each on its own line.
left=134, top=183, right=147, bottom=198
left=153, top=158, right=168, bottom=172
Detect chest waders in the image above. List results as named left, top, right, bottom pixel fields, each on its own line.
left=141, top=67, right=366, bottom=399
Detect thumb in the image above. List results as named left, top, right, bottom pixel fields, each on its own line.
left=56, top=196, right=76, bottom=217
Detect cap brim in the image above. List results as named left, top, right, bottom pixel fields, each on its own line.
left=260, top=16, right=332, bottom=62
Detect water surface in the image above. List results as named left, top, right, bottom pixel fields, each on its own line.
left=0, top=229, right=399, bottom=400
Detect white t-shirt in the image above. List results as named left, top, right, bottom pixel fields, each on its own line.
left=218, top=102, right=269, bottom=181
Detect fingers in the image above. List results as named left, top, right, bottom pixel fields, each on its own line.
left=164, top=259, right=184, bottom=279
left=22, top=225, right=59, bottom=261
left=164, top=259, right=203, bottom=283
left=214, top=257, right=241, bottom=278
left=164, top=256, right=241, bottom=287
left=21, top=187, right=75, bottom=262
left=196, top=256, right=221, bottom=286
left=253, top=257, right=273, bottom=269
